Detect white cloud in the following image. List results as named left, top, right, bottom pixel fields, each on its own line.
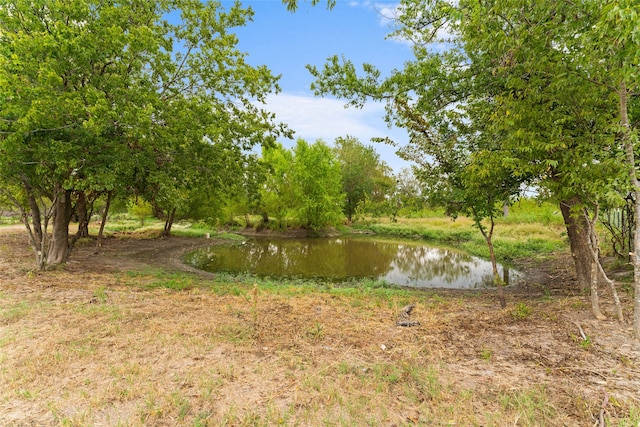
left=374, top=4, right=402, bottom=27
left=348, top=2, right=413, bottom=47
left=350, top=1, right=458, bottom=49
left=349, top=1, right=400, bottom=27
left=261, top=92, right=410, bottom=171
left=265, top=92, right=385, bottom=143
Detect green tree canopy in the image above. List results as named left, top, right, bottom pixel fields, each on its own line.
left=290, top=139, right=344, bottom=229
left=333, top=136, right=393, bottom=223
left=307, top=0, right=638, bottom=313
left=0, top=0, right=285, bottom=269
left=259, top=142, right=295, bottom=227
left=258, top=139, right=344, bottom=229
left=393, top=168, right=426, bottom=215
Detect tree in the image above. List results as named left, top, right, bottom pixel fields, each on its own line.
left=452, top=0, right=630, bottom=324
left=580, top=0, right=640, bottom=338
left=308, top=4, right=526, bottom=308
left=211, top=153, right=266, bottom=228
left=257, top=140, right=344, bottom=229
left=290, top=139, right=344, bottom=229
left=281, top=0, right=335, bottom=12
left=127, top=197, right=153, bottom=227
left=394, top=168, right=426, bottom=216
left=307, top=0, right=636, bottom=320
left=259, top=142, right=295, bottom=228
left=333, top=136, right=393, bottom=223
left=451, top=0, right=626, bottom=321
left=0, top=0, right=284, bottom=269
left=398, top=94, right=523, bottom=308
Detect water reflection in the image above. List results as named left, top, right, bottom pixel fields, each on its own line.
left=185, top=236, right=518, bottom=289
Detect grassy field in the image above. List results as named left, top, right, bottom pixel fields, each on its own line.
left=1, top=207, right=639, bottom=426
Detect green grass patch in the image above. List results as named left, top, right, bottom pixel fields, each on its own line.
left=497, top=386, right=556, bottom=426
left=511, top=302, right=534, bottom=320
left=1, top=300, right=31, bottom=324
left=215, top=232, right=247, bottom=241
left=169, top=227, right=212, bottom=238
left=618, top=406, right=640, bottom=427
left=119, top=269, right=198, bottom=291
left=146, top=277, right=194, bottom=291
left=119, top=267, right=425, bottom=307
left=99, top=217, right=164, bottom=234
left=497, top=199, right=564, bottom=226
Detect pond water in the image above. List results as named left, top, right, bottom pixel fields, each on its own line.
left=185, top=236, right=519, bottom=289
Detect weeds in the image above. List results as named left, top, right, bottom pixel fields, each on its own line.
left=479, top=347, right=493, bottom=360
left=618, top=406, right=640, bottom=427
left=169, top=391, right=191, bottom=420
left=511, top=302, right=534, bottom=320
left=92, top=286, right=108, bottom=303
left=498, top=387, right=556, bottom=426
left=0, top=300, right=30, bottom=324
left=571, top=333, right=593, bottom=350
left=304, top=322, right=325, bottom=340
left=216, top=324, right=253, bottom=344
left=251, top=283, right=259, bottom=338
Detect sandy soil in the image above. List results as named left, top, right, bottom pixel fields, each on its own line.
left=1, top=227, right=639, bottom=426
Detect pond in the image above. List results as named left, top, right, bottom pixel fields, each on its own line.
left=185, top=236, right=519, bottom=289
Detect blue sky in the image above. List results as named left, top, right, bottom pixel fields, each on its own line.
left=228, top=0, right=415, bottom=171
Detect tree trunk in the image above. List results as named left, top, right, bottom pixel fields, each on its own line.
left=162, top=207, right=176, bottom=238
left=589, top=255, right=606, bottom=320
left=583, top=206, right=606, bottom=320
left=27, top=194, right=48, bottom=270
left=593, top=251, right=625, bottom=323
left=7, top=182, right=48, bottom=269
left=27, top=193, right=44, bottom=254
left=479, top=216, right=506, bottom=309
left=75, top=191, right=90, bottom=239
left=560, top=198, right=592, bottom=292
left=153, top=203, right=166, bottom=219
left=619, top=82, right=640, bottom=340
left=257, top=211, right=269, bottom=231
left=487, top=237, right=507, bottom=309
left=20, top=177, right=51, bottom=269
left=583, top=206, right=625, bottom=322
left=46, top=186, right=72, bottom=266
left=97, top=191, right=112, bottom=247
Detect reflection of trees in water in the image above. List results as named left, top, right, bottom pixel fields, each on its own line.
left=479, top=272, right=496, bottom=287
left=186, top=237, right=511, bottom=288
left=392, top=245, right=474, bottom=284
left=189, top=238, right=397, bottom=280
left=185, top=245, right=225, bottom=270
left=241, top=238, right=397, bottom=279
left=335, top=239, right=397, bottom=278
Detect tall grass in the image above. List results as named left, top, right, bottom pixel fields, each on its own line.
left=498, top=199, right=564, bottom=226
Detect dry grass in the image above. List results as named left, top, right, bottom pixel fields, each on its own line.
left=1, top=229, right=640, bottom=426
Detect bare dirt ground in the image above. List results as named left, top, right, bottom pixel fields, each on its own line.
left=1, top=227, right=639, bottom=426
